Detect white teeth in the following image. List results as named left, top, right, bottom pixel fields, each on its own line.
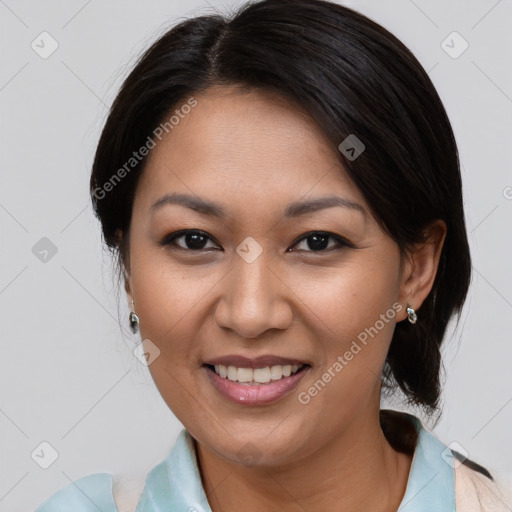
left=227, top=366, right=238, bottom=381
left=237, top=367, right=253, bottom=383
left=212, top=364, right=304, bottom=383
left=253, top=367, right=271, bottom=383
left=270, top=365, right=284, bottom=380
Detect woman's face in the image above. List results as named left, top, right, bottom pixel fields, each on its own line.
left=126, top=85, right=412, bottom=466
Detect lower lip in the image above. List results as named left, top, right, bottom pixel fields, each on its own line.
left=203, top=365, right=310, bottom=406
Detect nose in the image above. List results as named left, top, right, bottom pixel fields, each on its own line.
left=214, top=249, right=293, bottom=339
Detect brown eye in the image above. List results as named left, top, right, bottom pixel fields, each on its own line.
left=289, top=231, right=353, bottom=253
left=160, top=230, right=220, bottom=251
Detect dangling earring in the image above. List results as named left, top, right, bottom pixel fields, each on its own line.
left=406, top=303, right=417, bottom=324
left=129, top=299, right=139, bottom=333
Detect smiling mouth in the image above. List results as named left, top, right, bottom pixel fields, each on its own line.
left=204, top=363, right=309, bottom=385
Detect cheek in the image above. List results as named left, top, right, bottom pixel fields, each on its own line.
left=292, top=256, right=400, bottom=342
left=129, top=243, right=216, bottom=341
left=291, top=259, right=400, bottom=401
left=129, top=252, right=206, bottom=421
left=127, top=251, right=214, bottom=413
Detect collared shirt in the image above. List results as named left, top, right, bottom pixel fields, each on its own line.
left=35, top=413, right=457, bottom=511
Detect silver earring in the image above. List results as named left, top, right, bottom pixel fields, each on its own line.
left=406, top=304, right=417, bottom=324
left=129, top=299, right=139, bottom=333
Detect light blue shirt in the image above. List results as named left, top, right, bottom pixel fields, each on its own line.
left=35, top=413, right=456, bottom=511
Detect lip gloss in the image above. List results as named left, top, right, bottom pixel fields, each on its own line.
left=203, top=365, right=309, bottom=405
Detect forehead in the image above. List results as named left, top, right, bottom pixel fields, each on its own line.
left=135, top=85, right=366, bottom=216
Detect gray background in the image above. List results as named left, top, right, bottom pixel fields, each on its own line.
left=0, top=0, right=511, bottom=510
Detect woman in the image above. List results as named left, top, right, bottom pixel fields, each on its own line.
left=35, top=0, right=510, bottom=510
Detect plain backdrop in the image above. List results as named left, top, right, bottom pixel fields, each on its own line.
left=0, top=0, right=511, bottom=510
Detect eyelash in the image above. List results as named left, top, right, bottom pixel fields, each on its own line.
left=159, top=229, right=354, bottom=254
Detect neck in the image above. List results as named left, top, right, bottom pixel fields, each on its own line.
left=195, top=409, right=414, bottom=512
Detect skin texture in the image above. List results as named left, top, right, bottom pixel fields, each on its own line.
left=123, top=85, right=446, bottom=511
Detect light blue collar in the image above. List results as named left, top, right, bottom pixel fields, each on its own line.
left=35, top=413, right=456, bottom=511
left=397, top=414, right=456, bottom=511
left=135, top=428, right=211, bottom=511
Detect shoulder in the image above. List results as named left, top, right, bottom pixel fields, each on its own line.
left=380, top=409, right=512, bottom=511
left=35, top=473, right=119, bottom=512
left=455, top=463, right=512, bottom=512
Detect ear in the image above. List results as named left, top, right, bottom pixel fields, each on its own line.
left=124, top=275, right=132, bottom=299
left=124, top=270, right=138, bottom=314
left=396, top=219, right=447, bottom=321
left=116, top=228, right=133, bottom=307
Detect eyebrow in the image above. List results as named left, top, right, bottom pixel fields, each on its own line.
left=149, top=193, right=366, bottom=219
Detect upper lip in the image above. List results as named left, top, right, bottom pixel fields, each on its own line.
left=203, top=355, right=309, bottom=369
